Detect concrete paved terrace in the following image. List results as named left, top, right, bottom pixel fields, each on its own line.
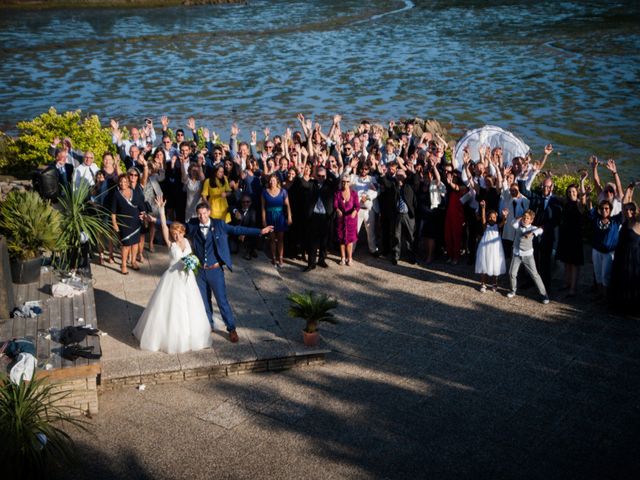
left=68, top=248, right=639, bottom=479
left=92, top=248, right=327, bottom=389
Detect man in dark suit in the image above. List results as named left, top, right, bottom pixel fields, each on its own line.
left=304, top=166, right=339, bottom=272
left=529, top=176, right=562, bottom=292
left=187, top=203, right=273, bottom=343
left=378, top=164, right=420, bottom=264
left=52, top=150, right=74, bottom=193
left=229, top=194, right=259, bottom=259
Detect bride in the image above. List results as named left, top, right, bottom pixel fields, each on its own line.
left=133, top=197, right=213, bottom=354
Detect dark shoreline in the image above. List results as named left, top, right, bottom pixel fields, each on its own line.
left=0, top=0, right=244, bottom=10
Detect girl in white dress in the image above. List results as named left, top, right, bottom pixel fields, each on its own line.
left=133, top=197, right=213, bottom=354
left=475, top=200, right=508, bottom=292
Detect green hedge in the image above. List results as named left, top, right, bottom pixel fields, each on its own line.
left=10, top=107, right=113, bottom=174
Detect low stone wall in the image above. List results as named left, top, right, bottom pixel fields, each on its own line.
left=0, top=179, right=31, bottom=201
left=100, top=353, right=326, bottom=391
left=46, top=375, right=99, bottom=416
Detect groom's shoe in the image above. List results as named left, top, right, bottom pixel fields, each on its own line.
left=229, top=330, right=239, bottom=343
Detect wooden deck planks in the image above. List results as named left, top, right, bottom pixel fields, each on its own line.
left=60, top=297, right=76, bottom=368
left=4, top=273, right=101, bottom=375
left=83, top=286, right=101, bottom=360
left=47, top=295, right=62, bottom=370
left=36, top=304, right=51, bottom=366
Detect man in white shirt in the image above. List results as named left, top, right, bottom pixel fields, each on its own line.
left=73, top=151, right=100, bottom=190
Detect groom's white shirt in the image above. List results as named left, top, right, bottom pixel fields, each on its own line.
left=199, top=222, right=211, bottom=236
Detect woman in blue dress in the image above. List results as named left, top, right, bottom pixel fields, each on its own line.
left=261, top=173, right=292, bottom=268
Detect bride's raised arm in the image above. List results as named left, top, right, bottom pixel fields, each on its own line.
left=155, top=197, right=172, bottom=246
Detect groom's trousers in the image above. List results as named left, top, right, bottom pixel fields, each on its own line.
left=197, top=267, right=235, bottom=332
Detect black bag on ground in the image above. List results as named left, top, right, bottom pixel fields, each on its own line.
left=61, top=344, right=101, bottom=361
left=32, top=165, right=60, bottom=200
left=58, top=326, right=100, bottom=345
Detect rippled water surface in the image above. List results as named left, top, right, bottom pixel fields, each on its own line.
left=1, top=0, right=639, bottom=175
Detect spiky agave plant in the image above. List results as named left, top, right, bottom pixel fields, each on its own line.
left=55, top=183, right=116, bottom=270
left=0, top=373, right=88, bottom=478
left=287, top=291, right=338, bottom=333
left=0, top=189, right=62, bottom=260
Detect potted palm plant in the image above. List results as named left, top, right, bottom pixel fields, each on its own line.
left=0, top=190, right=62, bottom=283
left=54, top=183, right=116, bottom=273
left=287, top=291, right=338, bottom=346
left=0, top=373, right=87, bottom=477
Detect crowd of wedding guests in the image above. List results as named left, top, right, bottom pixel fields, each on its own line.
left=47, top=114, right=639, bottom=315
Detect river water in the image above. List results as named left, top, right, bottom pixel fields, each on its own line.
left=1, top=0, right=639, bottom=176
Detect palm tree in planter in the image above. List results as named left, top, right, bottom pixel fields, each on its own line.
left=54, top=183, right=116, bottom=274
left=287, top=291, right=338, bottom=346
left=0, top=373, right=88, bottom=478
left=0, top=190, right=62, bottom=283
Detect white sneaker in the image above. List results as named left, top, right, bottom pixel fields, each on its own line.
left=479, top=285, right=487, bottom=293
left=541, top=295, right=550, bottom=305
left=506, top=291, right=516, bottom=298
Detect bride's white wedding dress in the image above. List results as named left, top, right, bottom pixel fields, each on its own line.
left=133, top=242, right=213, bottom=354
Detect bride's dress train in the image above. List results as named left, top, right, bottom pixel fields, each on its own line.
left=133, top=242, right=212, bottom=354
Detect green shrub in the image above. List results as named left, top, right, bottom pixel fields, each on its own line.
left=0, top=131, right=20, bottom=174
left=14, top=107, right=113, bottom=172
left=0, top=190, right=63, bottom=260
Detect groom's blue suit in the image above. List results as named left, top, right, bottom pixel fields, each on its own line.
left=186, top=218, right=262, bottom=331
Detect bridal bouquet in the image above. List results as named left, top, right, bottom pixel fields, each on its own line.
left=182, top=254, right=201, bottom=276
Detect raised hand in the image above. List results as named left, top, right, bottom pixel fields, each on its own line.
left=304, top=119, right=312, bottom=131
left=110, top=119, right=119, bottom=131
left=333, top=114, right=341, bottom=124
left=52, top=136, right=61, bottom=146
left=389, top=120, right=395, bottom=130
left=606, top=158, right=617, bottom=174
left=155, top=196, right=166, bottom=209
left=187, top=117, right=196, bottom=131
left=501, top=208, right=509, bottom=218
left=297, top=113, right=305, bottom=124
left=589, top=155, right=598, bottom=167
left=161, top=116, right=169, bottom=130
left=203, top=128, right=210, bottom=141
left=479, top=200, right=486, bottom=209
left=544, top=144, right=553, bottom=156
left=285, top=127, right=292, bottom=140
left=251, top=131, right=257, bottom=144
left=231, top=123, right=239, bottom=137
left=263, top=127, right=270, bottom=138
left=463, top=147, right=471, bottom=165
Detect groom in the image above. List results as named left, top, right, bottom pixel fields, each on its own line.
left=187, top=202, right=273, bottom=343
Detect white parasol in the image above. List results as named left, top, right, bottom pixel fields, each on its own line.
left=453, top=125, right=530, bottom=169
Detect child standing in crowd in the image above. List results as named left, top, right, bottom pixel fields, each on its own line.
left=507, top=209, right=549, bottom=304
left=475, top=200, right=508, bottom=292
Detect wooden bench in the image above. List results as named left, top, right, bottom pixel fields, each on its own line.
left=0, top=269, right=101, bottom=415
